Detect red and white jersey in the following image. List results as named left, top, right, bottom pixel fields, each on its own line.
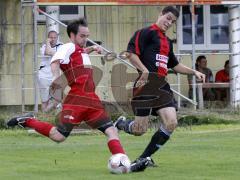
left=51, top=42, right=96, bottom=95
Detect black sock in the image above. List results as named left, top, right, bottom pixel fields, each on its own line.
left=139, top=126, right=171, bottom=158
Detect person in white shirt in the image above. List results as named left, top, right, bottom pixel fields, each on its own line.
left=38, top=30, right=63, bottom=112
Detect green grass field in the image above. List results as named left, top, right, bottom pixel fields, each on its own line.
left=1, top=124, right=240, bottom=180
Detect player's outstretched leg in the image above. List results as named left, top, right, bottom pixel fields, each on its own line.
left=7, top=113, right=66, bottom=143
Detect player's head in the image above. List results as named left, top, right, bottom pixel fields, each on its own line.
left=156, top=6, right=179, bottom=32
left=67, top=17, right=89, bottom=47
left=47, top=31, right=58, bottom=47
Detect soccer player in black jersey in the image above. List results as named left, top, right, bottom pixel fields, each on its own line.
left=115, top=6, right=205, bottom=168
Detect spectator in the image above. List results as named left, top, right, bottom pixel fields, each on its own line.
left=188, top=55, right=215, bottom=101
left=38, top=31, right=63, bottom=112
left=215, top=60, right=230, bottom=101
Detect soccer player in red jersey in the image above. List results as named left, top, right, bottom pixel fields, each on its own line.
left=7, top=18, right=148, bottom=172
left=114, top=6, right=205, bottom=167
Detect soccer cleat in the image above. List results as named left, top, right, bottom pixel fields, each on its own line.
left=130, top=157, right=150, bottom=172
left=113, top=116, right=126, bottom=131
left=146, top=157, right=158, bottom=167
left=7, top=113, right=35, bottom=128
left=132, top=157, right=158, bottom=168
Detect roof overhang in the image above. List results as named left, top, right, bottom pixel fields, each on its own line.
left=36, top=0, right=240, bottom=5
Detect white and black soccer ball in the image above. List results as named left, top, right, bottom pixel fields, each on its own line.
left=108, top=153, right=131, bottom=174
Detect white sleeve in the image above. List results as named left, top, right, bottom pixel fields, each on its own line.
left=40, top=44, right=46, bottom=55
left=51, top=43, right=75, bottom=64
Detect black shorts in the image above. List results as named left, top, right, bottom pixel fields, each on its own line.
left=131, top=80, right=177, bottom=117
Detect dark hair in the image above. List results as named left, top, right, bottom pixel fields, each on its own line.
left=224, top=60, right=229, bottom=67
left=195, top=55, right=206, bottom=69
left=162, top=6, right=179, bottom=18
left=47, top=30, right=58, bottom=37
left=67, top=17, right=88, bottom=38
left=196, top=55, right=206, bottom=63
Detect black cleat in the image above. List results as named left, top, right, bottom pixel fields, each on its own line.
left=133, top=157, right=158, bottom=168
left=113, top=116, right=126, bottom=131
left=130, top=157, right=150, bottom=172
left=7, top=113, right=35, bottom=128
left=146, top=157, right=158, bottom=167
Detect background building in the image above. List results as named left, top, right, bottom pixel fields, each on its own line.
left=0, top=0, right=233, bottom=110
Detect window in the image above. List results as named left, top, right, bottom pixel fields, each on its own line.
left=210, top=5, right=229, bottom=44
left=182, top=6, right=204, bottom=45
left=178, top=5, right=229, bottom=51
left=37, top=5, right=85, bottom=22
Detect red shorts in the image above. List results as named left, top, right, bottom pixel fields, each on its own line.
left=56, top=93, right=110, bottom=136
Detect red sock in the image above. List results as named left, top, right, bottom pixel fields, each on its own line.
left=107, top=139, right=125, bottom=155
left=25, top=118, right=54, bottom=137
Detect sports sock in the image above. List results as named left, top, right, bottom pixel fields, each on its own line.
left=25, top=118, right=54, bottom=137
left=107, top=139, right=125, bottom=155
left=117, top=119, right=134, bottom=135
left=139, top=126, right=171, bottom=158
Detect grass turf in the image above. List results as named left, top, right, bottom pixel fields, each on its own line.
left=1, top=124, right=240, bottom=180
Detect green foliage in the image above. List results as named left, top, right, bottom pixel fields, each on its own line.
left=178, top=115, right=239, bottom=126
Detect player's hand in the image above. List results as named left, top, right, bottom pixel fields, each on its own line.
left=92, top=45, right=102, bottom=54
left=136, top=69, right=149, bottom=87
left=194, top=71, right=205, bottom=83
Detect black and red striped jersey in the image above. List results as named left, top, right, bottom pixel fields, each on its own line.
left=127, top=24, right=179, bottom=77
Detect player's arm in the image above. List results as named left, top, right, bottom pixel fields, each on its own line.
left=127, top=30, right=149, bottom=87
left=173, top=63, right=205, bottom=83
left=84, top=45, right=102, bottom=54
left=50, top=60, right=62, bottom=91
left=51, top=60, right=61, bottom=80
left=167, top=40, right=205, bottom=83
left=128, top=53, right=149, bottom=87
left=50, top=43, right=75, bottom=87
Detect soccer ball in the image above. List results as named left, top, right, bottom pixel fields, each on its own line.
left=108, top=153, right=131, bottom=174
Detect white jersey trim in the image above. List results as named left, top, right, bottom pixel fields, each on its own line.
left=51, top=43, right=75, bottom=64
left=81, top=53, right=91, bottom=65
